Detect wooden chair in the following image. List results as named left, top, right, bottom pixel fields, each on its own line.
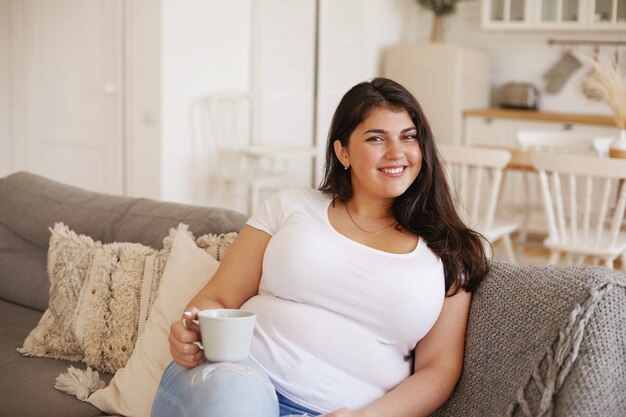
left=532, top=152, right=626, bottom=269
left=513, top=130, right=606, bottom=248
left=439, top=144, right=519, bottom=262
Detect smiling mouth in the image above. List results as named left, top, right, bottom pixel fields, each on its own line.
left=380, top=166, right=405, bottom=175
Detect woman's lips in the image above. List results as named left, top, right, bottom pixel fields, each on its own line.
left=379, top=166, right=406, bottom=176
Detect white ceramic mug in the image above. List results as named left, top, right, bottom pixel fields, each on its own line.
left=184, top=309, right=256, bottom=362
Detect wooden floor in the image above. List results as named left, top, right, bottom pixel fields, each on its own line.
left=492, top=233, right=624, bottom=269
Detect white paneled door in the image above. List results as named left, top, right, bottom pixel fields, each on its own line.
left=11, top=0, right=124, bottom=194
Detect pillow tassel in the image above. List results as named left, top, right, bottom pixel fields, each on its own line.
left=55, top=366, right=105, bottom=401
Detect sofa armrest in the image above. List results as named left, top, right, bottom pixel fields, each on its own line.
left=433, top=261, right=626, bottom=417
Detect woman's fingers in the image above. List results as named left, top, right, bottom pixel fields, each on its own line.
left=169, top=318, right=205, bottom=368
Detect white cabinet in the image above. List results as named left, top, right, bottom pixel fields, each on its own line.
left=464, top=112, right=620, bottom=148
left=482, top=0, right=534, bottom=28
left=482, top=0, right=626, bottom=29
left=588, top=0, right=626, bottom=28
left=535, top=0, right=587, bottom=29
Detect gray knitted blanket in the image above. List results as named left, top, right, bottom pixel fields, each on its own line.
left=433, top=261, right=626, bottom=417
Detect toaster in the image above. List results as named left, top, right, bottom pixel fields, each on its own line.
left=498, top=82, right=540, bottom=110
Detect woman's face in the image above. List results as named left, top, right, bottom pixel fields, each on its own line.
left=334, top=107, right=422, bottom=202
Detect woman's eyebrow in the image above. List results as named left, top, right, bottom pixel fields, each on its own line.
left=362, top=127, right=416, bottom=135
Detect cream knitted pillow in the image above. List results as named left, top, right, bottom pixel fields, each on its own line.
left=87, top=229, right=223, bottom=417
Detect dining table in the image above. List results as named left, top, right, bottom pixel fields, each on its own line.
left=475, top=146, right=626, bottom=171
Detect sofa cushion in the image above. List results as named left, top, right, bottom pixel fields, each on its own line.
left=0, top=299, right=112, bottom=417
left=0, top=171, right=247, bottom=311
left=0, top=224, right=49, bottom=311
left=19, top=223, right=166, bottom=372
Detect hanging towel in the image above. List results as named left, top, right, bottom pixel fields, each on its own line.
left=544, top=51, right=582, bottom=94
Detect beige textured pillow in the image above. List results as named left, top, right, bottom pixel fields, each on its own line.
left=88, top=229, right=221, bottom=417
left=20, top=223, right=237, bottom=375
left=18, top=223, right=166, bottom=372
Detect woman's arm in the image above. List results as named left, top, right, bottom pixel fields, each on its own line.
left=326, top=289, right=471, bottom=417
left=169, top=225, right=271, bottom=368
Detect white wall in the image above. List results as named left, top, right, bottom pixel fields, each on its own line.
left=124, top=0, right=161, bottom=199
left=161, top=0, right=251, bottom=204
left=0, top=0, right=11, bottom=176
left=410, top=1, right=625, bottom=116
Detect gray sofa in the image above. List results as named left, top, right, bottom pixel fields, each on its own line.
left=1, top=171, right=625, bottom=417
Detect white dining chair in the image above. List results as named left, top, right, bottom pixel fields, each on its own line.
left=513, top=130, right=608, bottom=248
left=439, top=144, right=519, bottom=262
left=192, top=92, right=316, bottom=214
left=532, top=152, right=626, bottom=269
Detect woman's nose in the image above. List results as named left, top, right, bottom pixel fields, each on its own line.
left=385, top=140, right=403, bottom=159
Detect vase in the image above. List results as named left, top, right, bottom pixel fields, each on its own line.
left=609, top=129, right=626, bottom=159
left=431, top=15, right=445, bottom=43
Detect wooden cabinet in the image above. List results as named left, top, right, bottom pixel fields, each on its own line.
left=482, top=0, right=626, bottom=29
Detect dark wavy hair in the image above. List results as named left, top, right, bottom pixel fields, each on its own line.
left=319, top=77, right=488, bottom=294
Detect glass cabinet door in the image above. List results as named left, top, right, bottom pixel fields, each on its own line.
left=490, top=0, right=505, bottom=20
left=487, top=0, right=530, bottom=23
left=511, top=0, right=527, bottom=20
left=483, top=0, right=626, bottom=28
left=592, top=0, right=626, bottom=23
left=538, top=0, right=582, bottom=23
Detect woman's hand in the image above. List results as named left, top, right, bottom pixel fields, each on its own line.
left=168, top=308, right=205, bottom=368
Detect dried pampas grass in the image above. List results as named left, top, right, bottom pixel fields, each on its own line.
left=575, top=52, right=626, bottom=129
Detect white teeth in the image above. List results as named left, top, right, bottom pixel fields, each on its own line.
left=381, top=167, right=403, bottom=174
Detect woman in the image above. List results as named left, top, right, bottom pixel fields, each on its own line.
left=152, top=77, right=488, bottom=417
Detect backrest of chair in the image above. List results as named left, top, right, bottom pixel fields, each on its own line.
left=532, top=153, right=626, bottom=249
left=517, top=130, right=597, bottom=155
left=200, top=92, right=252, bottom=152
left=438, top=144, right=512, bottom=230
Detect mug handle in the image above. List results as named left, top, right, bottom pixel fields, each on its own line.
left=182, top=317, right=204, bottom=350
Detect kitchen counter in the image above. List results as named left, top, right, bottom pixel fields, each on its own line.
left=463, top=108, right=616, bottom=127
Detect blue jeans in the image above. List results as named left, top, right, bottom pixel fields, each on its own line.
left=151, top=361, right=321, bottom=417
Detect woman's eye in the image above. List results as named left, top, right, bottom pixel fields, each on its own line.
left=367, top=136, right=384, bottom=142
left=403, top=135, right=417, bottom=141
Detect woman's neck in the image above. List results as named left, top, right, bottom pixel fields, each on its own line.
left=344, top=194, right=394, bottom=220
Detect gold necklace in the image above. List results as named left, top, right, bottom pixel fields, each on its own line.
left=344, top=203, right=395, bottom=234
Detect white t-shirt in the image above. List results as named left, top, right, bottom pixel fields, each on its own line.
left=243, top=187, right=445, bottom=414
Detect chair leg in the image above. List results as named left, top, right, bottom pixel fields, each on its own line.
left=502, top=234, right=516, bottom=263
left=548, top=251, right=560, bottom=265
left=516, top=171, right=533, bottom=252
left=604, top=258, right=614, bottom=269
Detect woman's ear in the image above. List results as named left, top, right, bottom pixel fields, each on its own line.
left=334, top=140, right=349, bottom=169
